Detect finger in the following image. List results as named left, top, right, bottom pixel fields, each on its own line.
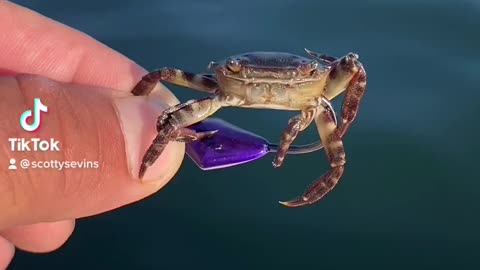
left=0, top=1, right=140, bottom=89
left=0, top=1, right=179, bottom=109
left=0, top=74, right=184, bottom=230
left=0, top=236, right=14, bottom=269
left=1, top=220, right=74, bottom=253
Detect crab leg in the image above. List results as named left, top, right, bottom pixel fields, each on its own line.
left=279, top=54, right=366, bottom=206
left=131, top=68, right=218, bottom=96
left=268, top=97, right=338, bottom=156
left=280, top=106, right=345, bottom=207
left=138, top=96, right=224, bottom=178
left=131, top=68, right=222, bottom=178
left=272, top=107, right=317, bottom=168
left=324, top=54, right=367, bottom=138
left=337, top=66, right=367, bottom=138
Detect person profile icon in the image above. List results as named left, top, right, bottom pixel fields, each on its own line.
left=8, top=158, right=17, bottom=170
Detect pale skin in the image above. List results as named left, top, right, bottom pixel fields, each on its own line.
left=131, top=50, right=367, bottom=207
left=0, top=2, right=184, bottom=267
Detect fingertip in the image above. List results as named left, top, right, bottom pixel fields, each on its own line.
left=0, top=236, right=14, bottom=269
left=0, top=75, right=184, bottom=227
left=113, top=95, right=185, bottom=182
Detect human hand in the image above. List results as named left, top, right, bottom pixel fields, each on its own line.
left=0, top=2, right=184, bottom=268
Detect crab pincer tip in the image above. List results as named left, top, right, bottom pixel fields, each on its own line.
left=200, top=129, right=219, bottom=139
left=278, top=196, right=309, bottom=208
left=278, top=201, right=291, bottom=207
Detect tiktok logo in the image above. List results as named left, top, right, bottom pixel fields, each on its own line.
left=19, top=98, right=48, bottom=132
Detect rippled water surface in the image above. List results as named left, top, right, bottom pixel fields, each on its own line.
left=11, top=0, right=480, bottom=269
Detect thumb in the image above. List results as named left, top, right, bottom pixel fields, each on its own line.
left=0, top=74, right=184, bottom=230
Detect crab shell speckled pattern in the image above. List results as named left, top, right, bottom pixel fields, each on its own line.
left=209, top=52, right=331, bottom=110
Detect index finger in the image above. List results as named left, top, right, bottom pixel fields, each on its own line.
left=0, top=1, right=143, bottom=91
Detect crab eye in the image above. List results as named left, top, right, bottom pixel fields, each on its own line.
left=226, top=58, right=242, bottom=72
left=298, top=61, right=319, bottom=76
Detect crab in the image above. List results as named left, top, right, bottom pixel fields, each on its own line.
left=131, top=49, right=366, bottom=207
